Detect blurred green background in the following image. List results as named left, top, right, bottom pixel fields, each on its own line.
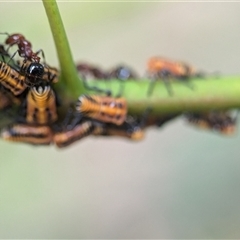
left=0, top=1, right=240, bottom=238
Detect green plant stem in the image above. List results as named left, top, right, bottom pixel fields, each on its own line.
left=57, top=76, right=240, bottom=116
left=42, top=0, right=84, bottom=97
left=0, top=76, right=239, bottom=130
left=41, top=0, right=240, bottom=118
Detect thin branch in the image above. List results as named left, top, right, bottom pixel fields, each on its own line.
left=42, top=0, right=84, bottom=97
left=73, top=76, right=240, bottom=116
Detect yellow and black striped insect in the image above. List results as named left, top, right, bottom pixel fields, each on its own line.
left=53, top=120, right=95, bottom=148
left=1, top=124, right=53, bottom=145
left=147, top=56, right=203, bottom=96
left=76, top=95, right=127, bottom=125
left=42, top=64, right=59, bottom=84
left=0, top=60, right=27, bottom=95
left=18, top=60, right=59, bottom=86
left=26, top=85, right=58, bottom=125
left=185, top=111, right=237, bottom=135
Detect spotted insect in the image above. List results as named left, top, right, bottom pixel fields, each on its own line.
left=185, top=111, right=237, bottom=135
left=0, top=61, right=27, bottom=95
left=26, top=85, right=58, bottom=125
left=147, top=56, right=203, bottom=96
left=76, top=95, right=127, bottom=125
left=2, top=32, right=43, bottom=62
left=1, top=124, right=53, bottom=145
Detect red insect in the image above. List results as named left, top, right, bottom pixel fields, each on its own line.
left=2, top=33, right=43, bottom=62
left=147, top=56, right=203, bottom=95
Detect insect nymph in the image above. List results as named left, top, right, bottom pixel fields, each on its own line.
left=26, top=85, right=58, bottom=125
left=0, top=61, right=27, bottom=95
left=1, top=124, right=53, bottom=145
left=76, top=95, right=127, bottom=125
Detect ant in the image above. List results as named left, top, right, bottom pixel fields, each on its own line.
left=1, top=32, right=45, bottom=63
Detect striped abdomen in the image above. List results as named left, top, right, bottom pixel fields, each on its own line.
left=26, top=85, right=58, bottom=124
left=0, top=61, right=27, bottom=95
left=42, top=65, right=59, bottom=83
left=76, top=95, right=127, bottom=125
left=53, top=121, right=94, bottom=148
left=1, top=124, right=53, bottom=145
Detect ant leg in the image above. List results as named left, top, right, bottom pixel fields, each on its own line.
left=147, top=79, right=157, bottom=97
left=0, top=32, right=10, bottom=39
left=82, top=73, right=111, bottom=96
left=162, top=77, right=174, bottom=96
left=115, top=79, right=125, bottom=98
left=67, top=112, right=84, bottom=130
left=6, top=50, right=18, bottom=65
left=35, top=49, right=46, bottom=63
left=181, top=77, right=195, bottom=91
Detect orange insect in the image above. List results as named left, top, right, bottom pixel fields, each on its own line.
left=0, top=60, right=27, bottom=95
left=1, top=124, right=53, bottom=145
left=53, top=120, right=94, bottom=148
left=26, top=85, right=58, bottom=125
left=76, top=95, right=127, bottom=125
left=147, top=56, right=202, bottom=95
left=147, top=57, right=198, bottom=78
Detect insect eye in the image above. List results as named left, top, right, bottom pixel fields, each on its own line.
left=27, top=63, right=44, bottom=77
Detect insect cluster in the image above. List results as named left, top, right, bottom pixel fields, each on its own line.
left=0, top=33, right=237, bottom=148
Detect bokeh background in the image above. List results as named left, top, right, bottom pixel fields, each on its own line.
left=0, top=1, right=240, bottom=238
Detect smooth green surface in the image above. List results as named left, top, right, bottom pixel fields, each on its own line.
left=42, top=0, right=84, bottom=96
left=78, top=76, right=240, bottom=115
